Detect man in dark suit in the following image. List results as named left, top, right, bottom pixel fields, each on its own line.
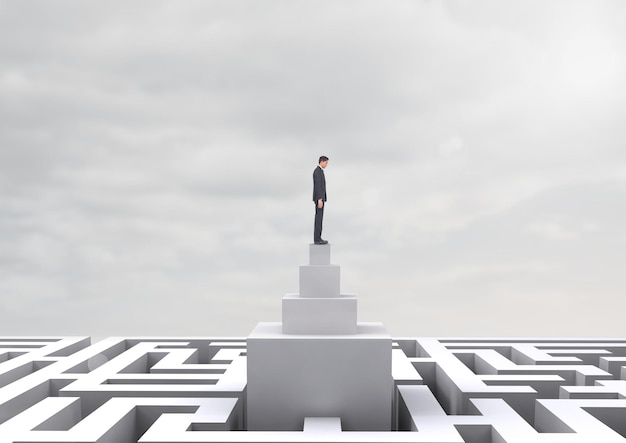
left=313, top=155, right=329, bottom=244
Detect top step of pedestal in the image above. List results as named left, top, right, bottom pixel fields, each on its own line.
left=309, top=243, right=331, bottom=265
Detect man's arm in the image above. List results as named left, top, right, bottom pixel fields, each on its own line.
left=313, top=169, right=325, bottom=208
left=313, top=169, right=322, bottom=199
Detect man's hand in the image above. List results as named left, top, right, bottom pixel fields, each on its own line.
left=317, top=199, right=324, bottom=209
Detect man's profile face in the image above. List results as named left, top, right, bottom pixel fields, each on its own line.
left=320, top=160, right=329, bottom=169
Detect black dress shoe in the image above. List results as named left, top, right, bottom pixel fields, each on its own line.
left=314, top=240, right=327, bottom=245
left=320, top=239, right=328, bottom=244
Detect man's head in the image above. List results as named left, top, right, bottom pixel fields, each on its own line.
left=318, top=155, right=329, bottom=169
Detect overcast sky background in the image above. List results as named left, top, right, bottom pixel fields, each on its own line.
left=1, top=0, right=626, bottom=339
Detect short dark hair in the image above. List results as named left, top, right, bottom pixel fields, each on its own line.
left=319, top=155, right=329, bottom=163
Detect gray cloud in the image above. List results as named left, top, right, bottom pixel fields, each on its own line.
left=1, top=0, right=626, bottom=339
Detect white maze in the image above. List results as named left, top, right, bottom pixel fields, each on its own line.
left=2, top=246, right=626, bottom=442
left=3, top=337, right=626, bottom=442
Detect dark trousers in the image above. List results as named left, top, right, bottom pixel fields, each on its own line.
left=314, top=202, right=324, bottom=242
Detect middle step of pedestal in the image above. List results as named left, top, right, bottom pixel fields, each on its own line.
left=299, top=265, right=340, bottom=298
left=282, top=294, right=357, bottom=335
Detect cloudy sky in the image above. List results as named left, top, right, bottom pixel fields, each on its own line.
left=1, top=1, right=626, bottom=340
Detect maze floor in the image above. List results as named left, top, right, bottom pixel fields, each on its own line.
left=2, top=337, right=626, bottom=442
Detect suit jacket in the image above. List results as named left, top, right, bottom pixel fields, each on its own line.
left=312, top=166, right=327, bottom=202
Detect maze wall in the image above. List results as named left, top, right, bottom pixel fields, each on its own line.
left=1, top=337, right=626, bottom=442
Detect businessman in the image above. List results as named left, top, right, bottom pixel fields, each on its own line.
left=313, top=156, right=329, bottom=245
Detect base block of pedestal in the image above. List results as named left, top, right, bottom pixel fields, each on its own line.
left=247, top=322, right=392, bottom=431
left=282, top=294, right=357, bottom=335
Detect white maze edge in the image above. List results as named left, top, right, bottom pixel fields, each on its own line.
left=2, top=337, right=626, bottom=442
